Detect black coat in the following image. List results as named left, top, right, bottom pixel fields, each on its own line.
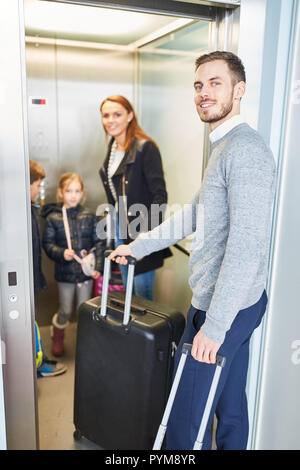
left=31, top=204, right=47, bottom=296
left=99, top=138, right=172, bottom=275
left=41, top=203, right=104, bottom=284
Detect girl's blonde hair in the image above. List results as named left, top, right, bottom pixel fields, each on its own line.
left=56, top=172, right=86, bottom=203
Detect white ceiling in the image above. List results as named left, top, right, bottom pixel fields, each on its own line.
left=24, top=0, right=180, bottom=45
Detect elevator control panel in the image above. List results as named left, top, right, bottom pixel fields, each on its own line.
left=8, top=272, right=18, bottom=305
left=8, top=271, right=17, bottom=286
left=1, top=261, right=27, bottom=330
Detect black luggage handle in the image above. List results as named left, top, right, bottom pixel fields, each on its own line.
left=104, top=249, right=136, bottom=265
left=182, top=343, right=226, bottom=368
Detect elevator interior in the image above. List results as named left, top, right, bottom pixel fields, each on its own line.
left=3, top=0, right=300, bottom=452
left=23, top=0, right=229, bottom=449
left=24, top=0, right=223, bottom=325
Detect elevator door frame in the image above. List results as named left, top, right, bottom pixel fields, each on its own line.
left=0, top=0, right=237, bottom=450
left=44, top=0, right=240, bottom=19
left=0, top=0, right=39, bottom=451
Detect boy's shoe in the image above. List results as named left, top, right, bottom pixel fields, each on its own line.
left=37, top=358, right=67, bottom=378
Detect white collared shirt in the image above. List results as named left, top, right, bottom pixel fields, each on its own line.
left=209, top=114, right=245, bottom=144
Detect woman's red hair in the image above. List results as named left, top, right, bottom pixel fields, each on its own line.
left=100, top=95, right=157, bottom=153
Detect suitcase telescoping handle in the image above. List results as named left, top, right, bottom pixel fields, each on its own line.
left=153, top=343, right=226, bottom=451
left=100, top=249, right=136, bottom=326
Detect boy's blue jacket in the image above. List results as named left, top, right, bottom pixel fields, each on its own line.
left=41, top=203, right=104, bottom=284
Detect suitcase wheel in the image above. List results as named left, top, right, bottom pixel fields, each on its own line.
left=73, top=429, right=82, bottom=441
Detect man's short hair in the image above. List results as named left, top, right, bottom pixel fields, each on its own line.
left=29, top=160, right=45, bottom=184
left=195, top=51, right=246, bottom=85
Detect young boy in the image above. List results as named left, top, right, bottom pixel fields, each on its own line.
left=30, top=159, right=67, bottom=377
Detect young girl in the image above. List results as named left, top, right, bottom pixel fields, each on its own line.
left=42, top=173, right=103, bottom=357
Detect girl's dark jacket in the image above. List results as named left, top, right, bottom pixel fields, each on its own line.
left=41, top=203, right=104, bottom=284
left=99, top=138, right=172, bottom=275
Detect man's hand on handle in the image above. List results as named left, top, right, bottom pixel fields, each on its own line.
left=108, top=244, right=136, bottom=264
left=191, top=330, right=221, bottom=364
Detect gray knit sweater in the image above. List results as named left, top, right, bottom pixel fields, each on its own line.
left=130, top=123, right=276, bottom=343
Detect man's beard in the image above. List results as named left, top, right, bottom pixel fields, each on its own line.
left=200, top=93, right=234, bottom=124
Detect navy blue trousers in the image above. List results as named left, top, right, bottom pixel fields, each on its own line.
left=166, top=290, right=268, bottom=450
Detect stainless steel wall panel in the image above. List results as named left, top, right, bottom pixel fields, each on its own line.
left=26, top=43, right=59, bottom=191
left=55, top=46, right=135, bottom=209
left=25, top=42, right=135, bottom=325
left=26, top=43, right=135, bottom=209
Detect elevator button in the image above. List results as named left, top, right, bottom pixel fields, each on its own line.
left=9, top=294, right=18, bottom=303
left=9, top=310, right=19, bottom=320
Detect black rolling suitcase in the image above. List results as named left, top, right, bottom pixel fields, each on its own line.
left=73, top=251, right=185, bottom=450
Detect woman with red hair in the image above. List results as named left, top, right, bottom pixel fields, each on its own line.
left=99, top=95, right=171, bottom=300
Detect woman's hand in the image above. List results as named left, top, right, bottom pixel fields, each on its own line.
left=108, top=244, right=135, bottom=265
left=64, top=249, right=75, bottom=261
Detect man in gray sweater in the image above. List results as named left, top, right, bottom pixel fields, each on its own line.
left=109, top=51, right=276, bottom=450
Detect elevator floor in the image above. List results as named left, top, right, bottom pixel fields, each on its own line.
left=37, top=323, right=102, bottom=450
left=37, top=322, right=217, bottom=451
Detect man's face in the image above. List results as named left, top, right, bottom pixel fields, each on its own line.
left=194, top=60, right=240, bottom=129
